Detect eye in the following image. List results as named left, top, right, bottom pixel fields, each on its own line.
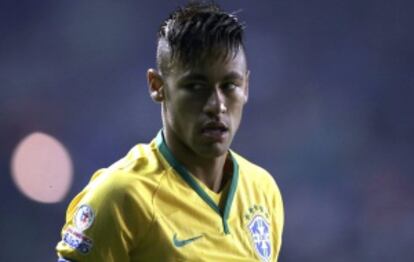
left=221, top=82, right=238, bottom=92
left=184, top=82, right=207, bottom=92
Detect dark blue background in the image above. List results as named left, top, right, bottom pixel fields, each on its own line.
left=1, top=0, right=413, bottom=261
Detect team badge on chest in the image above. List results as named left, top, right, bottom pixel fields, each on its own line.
left=244, top=205, right=272, bottom=261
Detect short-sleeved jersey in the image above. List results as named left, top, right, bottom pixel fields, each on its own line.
left=56, top=131, right=284, bottom=261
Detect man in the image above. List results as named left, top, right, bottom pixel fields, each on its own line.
left=56, top=2, right=284, bottom=261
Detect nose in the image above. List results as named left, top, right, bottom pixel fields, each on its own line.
left=203, top=86, right=227, bottom=116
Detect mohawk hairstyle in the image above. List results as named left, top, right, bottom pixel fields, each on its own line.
left=156, top=1, right=245, bottom=75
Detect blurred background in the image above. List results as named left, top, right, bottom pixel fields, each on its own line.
left=1, top=0, right=413, bottom=261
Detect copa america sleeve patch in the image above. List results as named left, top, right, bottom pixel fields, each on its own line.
left=74, top=204, right=95, bottom=231
left=62, top=227, right=93, bottom=254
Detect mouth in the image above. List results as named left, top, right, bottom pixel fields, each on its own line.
left=200, top=122, right=229, bottom=142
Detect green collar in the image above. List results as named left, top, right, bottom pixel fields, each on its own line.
left=156, top=130, right=239, bottom=234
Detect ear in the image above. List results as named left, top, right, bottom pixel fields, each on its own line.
left=243, top=70, right=250, bottom=104
left=147, top=68, right=165, bottom=103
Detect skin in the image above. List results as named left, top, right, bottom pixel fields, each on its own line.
left=147, top=47, right=249, bottom=192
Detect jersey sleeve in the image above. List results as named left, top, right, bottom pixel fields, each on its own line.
left=56, top=169, right=153, bottom=261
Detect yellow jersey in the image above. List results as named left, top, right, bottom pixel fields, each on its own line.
left=56, top=131, right=284, bottom=261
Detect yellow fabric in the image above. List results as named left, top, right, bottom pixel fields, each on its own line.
left=56, top=137, right=284, bottom=261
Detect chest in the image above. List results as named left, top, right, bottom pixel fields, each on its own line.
left=132, top=189, right=275, bottom=262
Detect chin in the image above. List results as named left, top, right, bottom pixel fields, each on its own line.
left=196, top=143, right=229, bottom=159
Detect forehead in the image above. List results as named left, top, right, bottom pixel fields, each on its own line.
left=171, top=48, right=247, bottom=79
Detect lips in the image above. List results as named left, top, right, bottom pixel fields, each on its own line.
left=201, top=121, right=228, bottom=132
left=201, top=121, right=229, bottom=142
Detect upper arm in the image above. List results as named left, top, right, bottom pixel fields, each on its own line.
left=56, top=170, right=152, bottom=261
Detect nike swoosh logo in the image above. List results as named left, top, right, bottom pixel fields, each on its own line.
left=173, top=233, right=203, bottom=247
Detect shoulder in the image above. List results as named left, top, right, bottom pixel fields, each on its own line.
left=58, top=139, right=165, bottom=258
left=231, top=150, right=285, bottom=240
left=231, top=150, right=283, bottom=212
left=67, top=141, right=165, bottom=219
left=231, top=150, right=280, bottom=191
left=93, top=141, right=164, bottom=192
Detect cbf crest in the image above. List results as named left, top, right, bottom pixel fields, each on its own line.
left=244, top=205, right=272, bottom=261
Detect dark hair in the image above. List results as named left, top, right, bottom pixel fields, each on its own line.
left=156, top=1, right=245, bottom=75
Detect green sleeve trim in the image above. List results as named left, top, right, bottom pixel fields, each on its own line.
left=155, top=130, right=238, bottom=234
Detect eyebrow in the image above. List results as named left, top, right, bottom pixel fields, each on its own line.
left=223, top=71, right=244, bottom=81
left=178, top=73, right=208, bottom=82
left=178, top=71, right=244, bottom=82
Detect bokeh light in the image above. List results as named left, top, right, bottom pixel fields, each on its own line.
left=11, top=132, right=73, bottom=203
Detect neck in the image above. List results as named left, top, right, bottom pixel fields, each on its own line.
left=164, top=129, right=231, bottom=193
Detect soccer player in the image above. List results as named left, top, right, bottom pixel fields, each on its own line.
left=56, top=2, right=284, bottom=261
